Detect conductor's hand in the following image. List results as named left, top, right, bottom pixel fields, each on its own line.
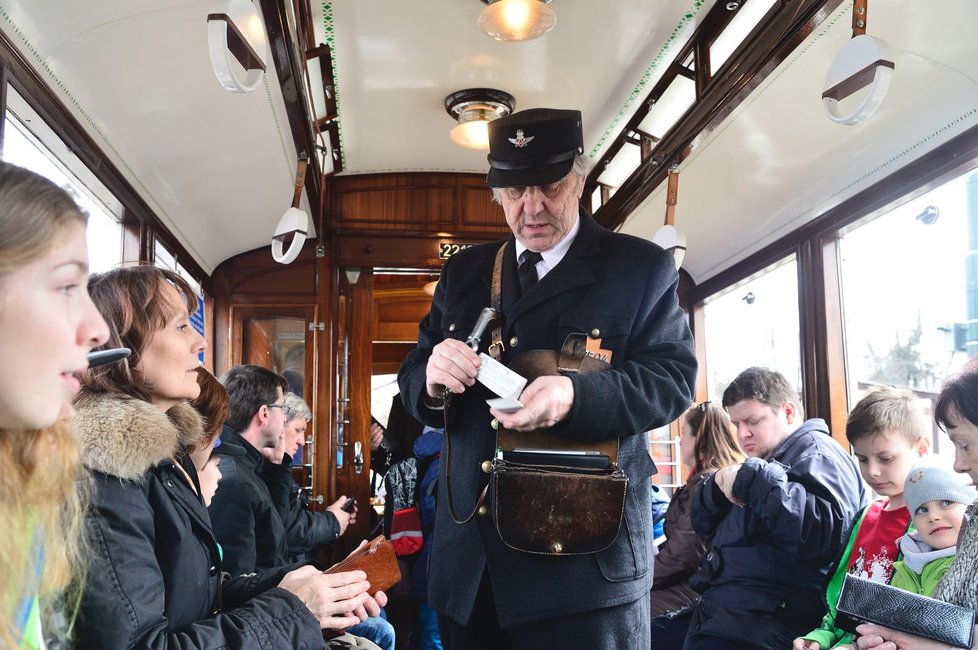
left=714, top=464, right=745, bottom=506
left=277, top=565, right=371, bottom=630
left=491, top=375, right=574, bottom=431
left=425, top=339, right=480, bottom=400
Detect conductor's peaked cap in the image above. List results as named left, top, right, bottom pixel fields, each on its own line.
left=486, top=108, right=584, bottom=188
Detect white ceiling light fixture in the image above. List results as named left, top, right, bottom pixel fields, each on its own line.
left=207, top=0, right=268, bottom=93
left=445, top=89, right=516, bottom=150
left=478, top=0, right=556, bottom=42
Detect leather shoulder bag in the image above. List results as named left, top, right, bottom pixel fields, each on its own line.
left=443, top=243, right=632, bottom=556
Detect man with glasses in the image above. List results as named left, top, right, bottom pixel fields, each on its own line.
left=210, top=364, right=295, bottom=575
left=398, top=108, right=697, bottom=649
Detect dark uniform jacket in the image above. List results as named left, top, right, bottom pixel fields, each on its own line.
left=210, top=426, right=292, bottom=575
left=398, top=209, right=697, bottom=627
left=72, top=394, right=324, bottom=649
left=689, top=418, right=868, bottom=646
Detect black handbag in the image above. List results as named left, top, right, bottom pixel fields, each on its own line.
left=835, top=573, right=975, bottom=648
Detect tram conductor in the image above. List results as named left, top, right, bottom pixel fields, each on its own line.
left=398, top=107, right=697, bottom=649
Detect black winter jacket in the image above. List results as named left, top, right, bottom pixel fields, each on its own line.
left=689, top=418, right=868, bottom=645
left=283, top=475, right=341, bottom=563
left=72, top=394, right=324, bottom=649
left=209, top=426, right=292, bottom=575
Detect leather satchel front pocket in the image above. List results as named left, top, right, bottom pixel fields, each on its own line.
left=835, top=573, right=975, bottom=648
left=491, top=460, right=628, bottom=556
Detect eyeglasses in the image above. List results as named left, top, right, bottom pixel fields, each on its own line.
left=266, top=403, right=286, bottom=410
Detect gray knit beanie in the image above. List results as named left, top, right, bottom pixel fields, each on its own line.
left=904, top=464, right=977, bottom=515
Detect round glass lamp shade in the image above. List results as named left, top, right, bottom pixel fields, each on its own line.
left=478, top=0, right=556, bottom=42
left=450, top=110, right=493, bottom=149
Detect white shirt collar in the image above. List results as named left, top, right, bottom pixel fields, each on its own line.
left=514, top=211, right=580, bottom=281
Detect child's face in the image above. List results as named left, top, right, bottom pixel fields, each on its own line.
left=913, top=499, right=966, bottom=550
left=199, top=456, right=223, bottom=508
left=852, top=430, right=927, bottom=499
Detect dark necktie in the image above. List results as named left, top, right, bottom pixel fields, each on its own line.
left=518, top=251, right=543, bottom=295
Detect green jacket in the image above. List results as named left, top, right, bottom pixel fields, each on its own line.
left=889, top=530, right=957, bottom=596
left=800, top=502, right=912, bottom=649
left=890, top=555, right=955, bottom=595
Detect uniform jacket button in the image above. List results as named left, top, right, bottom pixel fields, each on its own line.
left=509, top=336, right=518, bottom=347
left=490, top=418, right=498, bottom=430
left=591, top=328, right=601, bottom=338
left=477, top=506, right=489, bottom=517
left=449, top=323, right=456, bottom=332
left=481, top=460, right=493, bottom=474
left=209, top=565, right=218, bottom=576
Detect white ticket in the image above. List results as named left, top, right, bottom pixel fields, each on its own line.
left=486, top=396, right=524, bottom=413
left=477, top=353, right=527, bottom=403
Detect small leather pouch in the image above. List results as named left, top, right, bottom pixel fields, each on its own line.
left=835, top=573, right=975, bottom=648
left=488, top=334, right=633, bottom=556
left=492, top=459, right=627, bottom=555
left=325, top=535, right=402, bottom=593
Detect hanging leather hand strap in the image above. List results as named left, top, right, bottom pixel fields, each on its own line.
left=444, top=242, right=508, bottom=525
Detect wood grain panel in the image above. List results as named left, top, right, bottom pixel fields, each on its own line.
left=373, top=343, right=418, bottom=375
left=331, top=172, right=505, bottom=235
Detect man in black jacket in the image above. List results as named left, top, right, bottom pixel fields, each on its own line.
left=210, top=364, right=294, bottom=575
left=686, top=367, right=867, bottom=649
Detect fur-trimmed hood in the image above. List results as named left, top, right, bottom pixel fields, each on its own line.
left=73, top=393, right=205, bottom=480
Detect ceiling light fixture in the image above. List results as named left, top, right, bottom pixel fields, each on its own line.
left=478, top=0, right=556, bottom=42
left=445, top=88, right=515, bottom=150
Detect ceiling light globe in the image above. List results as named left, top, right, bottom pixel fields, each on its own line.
left=478, top=0, right=556, bottom=42
left=450, top=115, right=492, bottom=150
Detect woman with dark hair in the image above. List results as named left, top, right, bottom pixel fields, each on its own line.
left=857, top=360, right=978, bottom=650
left=651, top=401, right=745, bottom=645
left=72, top=264, right=385, bottom=649
left=0, top=162, right=109, bottom=648
left=188, top=367, right=231, bottom=506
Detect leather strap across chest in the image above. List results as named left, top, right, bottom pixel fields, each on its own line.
left=444, top=242, right=508, bottom=525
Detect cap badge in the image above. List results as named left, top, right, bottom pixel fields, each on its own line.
left=508, top=129, right=534, bottom=148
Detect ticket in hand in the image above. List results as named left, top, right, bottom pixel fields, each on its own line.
left=477, top=353, right=527, bottom=412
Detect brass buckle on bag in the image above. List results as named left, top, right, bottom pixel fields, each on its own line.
left=488, top=339, right=505, bottom=358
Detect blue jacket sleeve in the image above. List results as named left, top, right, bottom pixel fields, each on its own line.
left=731, top=455, right=858, bottom=565
left=690, top=471, right=733, bottom=542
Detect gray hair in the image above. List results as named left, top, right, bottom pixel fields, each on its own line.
left=491, top=153, right=593, bottom=203
left=283, top=391, right=312, bottom=422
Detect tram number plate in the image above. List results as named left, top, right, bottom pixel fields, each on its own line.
left=438, top=243, right=473, bottom=259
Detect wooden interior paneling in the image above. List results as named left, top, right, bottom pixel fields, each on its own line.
left=331, top=172, right=506, bottom=234
left=373, top=343, right=418, bottom=375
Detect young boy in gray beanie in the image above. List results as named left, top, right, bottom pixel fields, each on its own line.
left=890, top=464, right=977, bottom=597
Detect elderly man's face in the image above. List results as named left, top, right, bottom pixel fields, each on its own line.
left=497, top=170, right=584, bottom=253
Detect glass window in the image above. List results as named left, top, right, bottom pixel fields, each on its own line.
left=839, top=167, right=978, bottom=458
left=702, top=256, right=803, bottom=401
left=3, top=111, right=123, bottom=273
